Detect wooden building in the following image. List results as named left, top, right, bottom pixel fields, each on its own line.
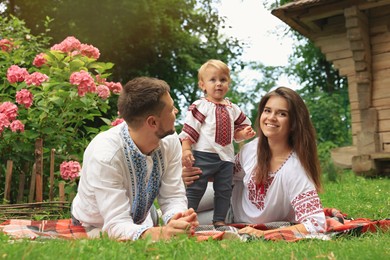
left=272, top=0, right=390, bottom=175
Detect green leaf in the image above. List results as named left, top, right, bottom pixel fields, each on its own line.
left=48, top=96, right=64, bottom=106
left=100, top=117, right=112, bottom=125
left=69, top=59, right=85, bottom=72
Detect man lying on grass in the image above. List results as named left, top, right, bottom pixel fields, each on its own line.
left=71, top=77, right=198, bottom=241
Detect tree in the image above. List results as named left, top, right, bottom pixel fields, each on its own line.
left=1, top=0, right=245, bottom=116
left=261, top=0, right=352, bottom=149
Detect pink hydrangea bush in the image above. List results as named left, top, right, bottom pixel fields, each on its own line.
left=0, top=101, right=24, bottom=134
left=0, top=101, right=18, bottom=120
left=2, top=33, right=123, bottom=197
left=10, top=120, right=25, bottom=133
left=69, top=70, right=97, bottom=97
left=0, top=38, right=13, bottom=52
left=32, top=53, right=47, bottom=67
left=0, top=113, right=11, bottom=133
left=6, top=65, right=29, bottom=84
left=24, top=72, right=49, bottom=86
left=1, top=17, right=129, bottom=202
left=60, top=161, right=81, bottom=181
left=15, top=89, right=34, bottom=109
left=97, top=85, right=111, bottom=100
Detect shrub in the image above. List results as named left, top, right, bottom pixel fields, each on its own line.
left=0, top=15, right=122, bottom=203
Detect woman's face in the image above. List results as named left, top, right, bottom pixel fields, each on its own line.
left=260, top=95, right=290, bottom=142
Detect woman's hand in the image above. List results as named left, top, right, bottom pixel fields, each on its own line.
left=238, top=223, right=309, bottom=239
left=182, top=166, right=202, bottom=186
left=238, top=226, right=265, bottom=238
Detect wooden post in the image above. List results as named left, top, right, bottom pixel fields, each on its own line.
left=28, top=163, right=36, bottom=203
left=4, top=160, right=13, bottom=203
left=35, top=138, right=43, bottom=202
left=49, top=148, right=56, bottom=201
left=59, top=182, right=65, bottom=206
left=17, top=162, right=28, bottom=203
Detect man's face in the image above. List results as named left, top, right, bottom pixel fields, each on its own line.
left=155, top=92, right=178, bottom=139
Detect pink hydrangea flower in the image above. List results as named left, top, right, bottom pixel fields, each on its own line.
left=10, top=120, right=24, bottom=133
left=51, top=36, right=81, bottom=52
left=33, top=53, right=47, bottom=67
left=111, top=118, right=124, bottom=126
left=105, top=81, right=123, bottom=94
left=0, top=113, right=11, bottom=133
left=16, top=89, right=34, bottom=108
left=24, top=72, right=49, bottom=86
left=6, top=65, right=29, bottom=84
left=97, top=85, right=110, bottom=100
left=60, top=161, right=81, bottom=181
left=79, top=43, right=100, bottom=59
left=0, top=102, right=18, bottom=121
left=96, top=75, right=107, bottom=84
left=0, top=39, right=13, bottom=52
left=69, top=70, right=97, bottom=97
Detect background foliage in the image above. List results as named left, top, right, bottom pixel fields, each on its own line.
left=1, top=0, right=246, bottom=116
left=0, top=0, right=355, bottom=203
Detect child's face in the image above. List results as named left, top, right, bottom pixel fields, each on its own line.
left=199, top=67, right=229, bottom=103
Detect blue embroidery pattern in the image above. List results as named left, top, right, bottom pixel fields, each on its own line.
left=121, top=124, right=163, bottom=224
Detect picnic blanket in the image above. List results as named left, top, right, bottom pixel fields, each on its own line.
left=1, top=208, right=389, bottom=242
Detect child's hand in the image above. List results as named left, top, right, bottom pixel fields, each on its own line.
left=235, top=126, right=256, bottom=141
left=242, top=126, right=256, bottom=139
left=182, top=150, right=195, bottom=168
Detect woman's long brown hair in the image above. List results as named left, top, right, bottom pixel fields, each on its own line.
left=254, top=87, right=322, bottom=192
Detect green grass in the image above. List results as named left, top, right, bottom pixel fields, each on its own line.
left=321, top=170, right=390, bottom=219
left=1, top=170, right=389, bottom=260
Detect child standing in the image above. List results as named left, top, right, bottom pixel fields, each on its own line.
left=179, top=59, right=255, bottom=226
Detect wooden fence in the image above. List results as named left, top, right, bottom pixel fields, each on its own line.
left=1, top=138, right=70, bottom=221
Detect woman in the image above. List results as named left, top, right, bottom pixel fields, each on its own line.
left=183, top=87, right=326, bottom=237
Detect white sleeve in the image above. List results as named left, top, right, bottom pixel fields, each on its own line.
left=233, top=152, right=245, bottom=181
left=285, top=160, right=326, bottom=233
left=157, top=134, right=188, bottom=223
left=232, top=103, right=252, bottom=143
left=178, top=100, right=205, bottom=143
left=88, top=154, right=151, bottom=240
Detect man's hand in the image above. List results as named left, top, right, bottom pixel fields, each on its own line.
left=142, top=208, right=198, bottom=241
left=182, top=166, right=202, bottom=186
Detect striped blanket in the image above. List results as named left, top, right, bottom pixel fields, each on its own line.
left=1, top=208, right=389, bottom=241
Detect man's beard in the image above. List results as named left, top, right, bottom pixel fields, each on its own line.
left=156, top=127, right=175, bottom=139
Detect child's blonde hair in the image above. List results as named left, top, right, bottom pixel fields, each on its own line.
left=198, top=59, right=231, bottom=84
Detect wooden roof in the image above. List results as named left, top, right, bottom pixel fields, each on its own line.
left=271, top=0, right=390, bottom=39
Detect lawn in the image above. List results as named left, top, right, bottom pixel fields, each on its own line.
left=0, top=170, right=389, bottom=260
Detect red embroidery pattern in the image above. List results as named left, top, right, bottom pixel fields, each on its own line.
left=189, top=105, right=205, bottom=123
left=234, top=124, right=248, bottom=133
left=291, top=190, right=323, bottom=222
left=247, top=174, right=274, bottom=210
left=182, top=124, right=199, bottom=143
left=234, top=112, right=247, bottom=127
left=309, top=217, right=321, bottom=230
left=247, top=153, right=292, bottom=210
left=233, top=153, right=242, bottom=174
left=215, top=104, right=231, bottom=146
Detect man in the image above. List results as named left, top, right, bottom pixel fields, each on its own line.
left=71, top=77, right=198, bottom=241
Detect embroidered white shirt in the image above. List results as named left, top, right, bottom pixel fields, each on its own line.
left=71, top=122, right=187, bottom=240
left=231, top=138, right=326, bottom=233
left=178, top=98, right=251, bottom=162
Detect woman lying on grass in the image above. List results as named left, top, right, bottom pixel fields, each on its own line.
left=183, top=87, right=326, bottom=238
